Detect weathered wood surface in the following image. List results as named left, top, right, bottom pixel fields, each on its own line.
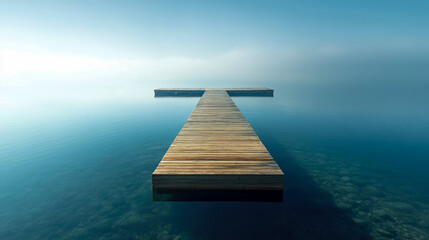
left=154, top=88, right=273, bottom=97
left=152, top=90, right=284, bottom=190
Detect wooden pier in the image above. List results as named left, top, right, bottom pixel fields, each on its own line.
left=152, top=88, right=284, bottom=196
left=154, top=88, right=274, bottom=97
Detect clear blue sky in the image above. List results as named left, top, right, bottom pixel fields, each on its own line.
left=2, top=1, right=428, bottom=56
left=1, top=1, right=428, bottom=99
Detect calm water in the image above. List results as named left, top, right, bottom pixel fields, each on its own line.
left=1, top=86, right=429, bottom=240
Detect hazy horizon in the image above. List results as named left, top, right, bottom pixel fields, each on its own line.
left=1, top=1, right=428, bottom=103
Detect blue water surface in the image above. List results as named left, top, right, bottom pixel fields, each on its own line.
left=1, top=86, right=429, bottom=239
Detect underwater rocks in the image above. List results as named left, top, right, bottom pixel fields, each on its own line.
left=282, top=141, right=429, bottom=240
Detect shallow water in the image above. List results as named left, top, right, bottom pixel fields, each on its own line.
left=1, top=86, right=429, bottom=240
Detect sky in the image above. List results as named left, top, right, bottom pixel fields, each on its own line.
left=1, top=0, right=429, bottom=103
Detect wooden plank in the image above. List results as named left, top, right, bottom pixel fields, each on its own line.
left=154, top=88, right=274, bottom=97
left=152, top=90, right=284, bottom=191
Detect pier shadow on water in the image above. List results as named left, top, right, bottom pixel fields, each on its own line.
left=168, top=135, right=373, bottom=240
left=153, top=189, right=283, bottom=202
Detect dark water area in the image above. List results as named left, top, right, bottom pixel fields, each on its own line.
left=1, top=85, right=429, bottom=239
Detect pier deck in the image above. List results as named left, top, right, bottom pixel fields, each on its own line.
left=152, top=89, right=284, bottom=191
left=154, top=88, right=273, bottom=97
